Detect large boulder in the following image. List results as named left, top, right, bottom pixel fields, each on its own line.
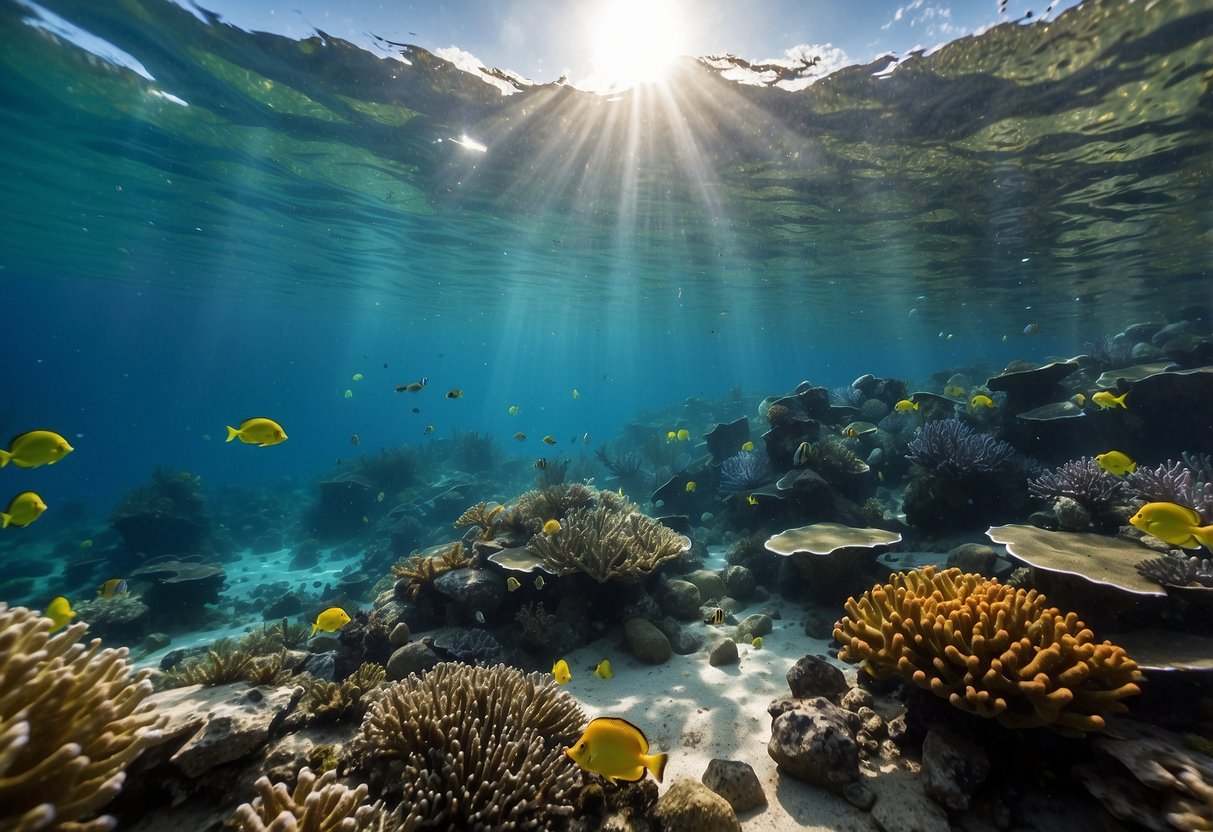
left=767, top=697, right=858, bottom=792
left=625, top=618, right=672, bottom=664
left=653, top=779, right=741, bottom=832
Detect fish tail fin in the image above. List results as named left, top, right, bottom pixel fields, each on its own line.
left=1193, top=525, right=1213, bottom=551
left=646, top=752, right=669, bottom=783
left=225, top=426, right=240, bottom=442
left=310, top=622, right=319, bottom=637
left=0, top=450, right=9, bottom=467
left=1115, top=392, right=1129, bottom=407
left=0, top=513, right=9, bottom=529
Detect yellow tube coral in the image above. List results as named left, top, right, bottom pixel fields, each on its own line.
left=0, top=603, right=164, bottom=831
left=833, top=567, right=1143, bottom=734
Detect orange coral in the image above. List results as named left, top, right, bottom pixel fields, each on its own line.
left=833, top=566, right=1143, bottom=734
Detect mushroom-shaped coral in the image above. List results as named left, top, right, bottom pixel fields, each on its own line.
left=986, top=524, right=1166, bottom=598
left=833, top=567, right=1144, bottom=734
left=0, top=603, right=165, bottom=832
left=351, top=662, right=585, bottom=830
left=229, top=767, right=388, bottom=831
left=765, top=523, right=901, bottom=556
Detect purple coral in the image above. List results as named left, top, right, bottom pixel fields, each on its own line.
left=1126, top=459, right=1213, bottom=522
left=1135, top=554, right=1213, bottom=589
left=1028, top=458, right=1126, bottom=512
left=904, top=419, right=1016, bottom=479
left=719, top=452, right=771, bottom=491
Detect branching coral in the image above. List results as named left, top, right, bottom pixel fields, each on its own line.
left=0, top=604, right=165, bottom=832
left=230, top=767, right=388, bottom=832
left=302, top=663, right=386, bottom=723
left=247, top=651, right=295, bottom=686
left=162, top=647, right=255, bottom=689
left=390, top=542, right=470, bottom=599
left=1028, top=458, right=1127, bottom=512
left=904, top=419, right=1016, bottom=479
left=499, top=483, right=598, bottom=537
left=833, top=567, right=1143, bottom=734
left=798, top=438, right=869, bottom=477
left=719, top=452, right=771, bottom=491
left=528, top=502, right=688, bottom=583
left=1136, top=555, right=1213, bottom=589
left=352, top=663, right=586, bottom=830
left=454, top=502, right=504, bottom=541
left=1127, top=459, right=1213, bottom=522
left=514, top=602, right=558, bottom=652
left=240, top=620, right=312, bottom=655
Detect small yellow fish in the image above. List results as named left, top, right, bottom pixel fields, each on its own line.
left=543, top=435, right=557, bottom=445
left=352, top=373, right=363, bottom=381
left=446, top=390, right=463, bottom=399
left=96, top=578, right=129, bottom=599
left=1073, top=393, right=1087, bottom=407
left=507, top=576, right=522, bottom=592
left=425, top=425, right=436, bottom=434
left=543, top=519, right=561, bottom=535
left=618, top=487, right=625, bottom=497
left=45, top=596, right=75, bottom=631
left=571, top=389, right=580, bottom=399
left=667, top=431, right=677, bottom=441
left=2, top=491, right=47, bottom=528
left=350, top=434, right=360, bottom=446
left=513, top=432, right=527, bottom=441
left=1092, top=390, right=1129, bottom=410
left=676, top=429, right=690, bottom=442
left=552, top=658, right=572, bottom=685
left=79, top=539, right=94, bottom=549
left=1095, top=451, right=1137, bottom=476
left=565, top=717, right=668, bottom=784
left=225, top=417, right=287, bottom=447
left=508, top=405, right=520, bottom=415
left=377, top=491, right=385, bottom=502
left=311, top=606, right=351, bottom=637
left=535, top=458, right=548, bottom=470
left=793, top=441, right=811, bottom=467
left=344, top=389, right=354, bottom=399
left=751, top=637, right=763, bottom=649
left=894, top=399, right=918, bottom=413
left=705, top=607, right=725, bottom=625
left=594, top=659, right=613, bottom=680
left=534, top=574, right=545, bottom=590
left=746, top=494, right=758, bottom=506
left=740, top=441, right=755, bottom=452
left=1129, top=502, right=1213, bottom=550
left=0, top=430, right=74, bottom=469
left=943, top=385, right=966, bottom=398
left=685, top=481, right=697, bottom=493
left=969, top=394, right=995, bottom=409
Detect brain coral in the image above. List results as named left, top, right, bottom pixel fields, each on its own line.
left=833, top=567, right=1143, bottom=734
left=0, top=603, right=164, bottom=832
left=352, top=662, right=586, bottom=830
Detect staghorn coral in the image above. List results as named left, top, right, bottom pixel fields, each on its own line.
left=499, top=483, right=598, bottom=537
left=230, top=767, right=388, bottom=832
left=528, top=502, right=688, bottom=583
left=718, top=451, right=771, bottom=491
left=904, top=419, right=1016, bottom=479
left=1028, top=457, right=1127, bottom=513
left=390, top=542, right=470, bottom=600
left=833, top=567, right=1143, bottom=734
left=352, top=663, right=585, bottom=830
left=161, top=646, right=255, bottom=689
left=240, top=620, right=312, bottom=656
left=1127, top=459, right=1213, bottom=522
left=303, top=663, right=386, bottom=723
left=0, top=604, right=164, bottom=832
left=246, top=651, right=295, bottom=687
left=1136, top=555, right=1213, bottom=589
left=454, top=501, right=504, bottom=541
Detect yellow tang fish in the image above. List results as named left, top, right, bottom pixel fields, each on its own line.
left=594, top=659, right=613, bottom=680
left=552, top=658, right=572, bottom=685
left=571, top=389, right=580, bottom=399
left=2, top=491, right=47, bottom=528
left=96, top=578, right=129, bottom=599
left=352, top=373, right=363, bottom=381
left=969, top=394, right=995, bottom=409
left=225, top=417, right=287, bottom=447
left=1092, top=390, right=1128, bottom=410
left=751, top=637, right=763, bottom=649
left=746, top=494, right=758, bottom=506
left=740, top=441, right=755, bottom=452
left=543, top=519, right=561, bottom=535
left=506, top=576, right=521, bottom=592
left=685, top=481, right=697, bottom=493
left=1073, top=393, right=1086, bottom=407
left=508, top=405, right=520, bottom=415
left=667, top=431, right=677, bottom=441
left=705, top=607, right=725, bottom=625
left=310, top=606, right=351, bottom=637
left=1129, top=502, right=1213, bottom=550
left=45, top=596, right=75, bottom=631
left=565, top=717, right=668, bottom=784
left=943, top=385, right=966, bottom=398
left=0, top=430, right=74, bottom=469
left=344, top=389, right=354, bottom=399
left=676, top=429, right=690, bottom=441
left=542, top=435, right=557, bottom=445
left=534, top=574, right=545, bottom=590
left=894, top=399, right=918, bottom=413
left=1095, top=450, right=1137, bottom=476
left=425, top=425, right=436, bottom=434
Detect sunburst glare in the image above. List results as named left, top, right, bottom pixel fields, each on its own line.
left=582, top=0, right=690, bottom=91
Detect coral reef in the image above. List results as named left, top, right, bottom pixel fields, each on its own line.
left=1127, top=459, right=1213, bottom=521
left=240, top=620, right=312, bottom=655
left=499, top=483, right=600, bottom=537
left=718, top=452, right=771, bottom=492
left=1136, top=555, right=1213, bottom=589
left=0, top=604, right=164, bottom=831
left=453, top=501, right=504, bottom=540
left=514, top=602, right=559, bottom=652
left=904, top=419, right=1016, bottom=479
left=1028, top=458, right=1127, bottom=513
left=229, top=767, right=388, bottom=832
left=351, top=663, right=585, bottom=830
left=833, top=567, right=1144, bottom=733
left=302, top=663, right=386, bottom=723
left=433, top=629, right=504, bottom=665
left=162, top=646, right=255, bottom=688
left=528, top=502, right=689, bottom=583
left=390, top=542, right=470, bottom=599
left=246, top=651, right=294, bottom=686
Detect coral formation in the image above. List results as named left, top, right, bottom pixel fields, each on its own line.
left=246, top=651, right=294, bottom=686
left=454, top=501, right=504, bottom=540
left=0, top=604, right=164, bottom=831
left=514, top=602, right=559, bottom=652
left=302, top=662, right=386, bottom=723
left=499, top=483, right=601, bottom=537
left=904, top=419, right=1016, bottom=478
left=833, top=567, right=1144, bottom=733
left=240, top=619, right=312, bottom=655
left=390, top=542, right=470, bottom=599
left=229, top=767, right=388, bottom=832
left=1127, top=459, right=1213, bottom=521
left=528, top=502, right=688, bottom=583
left=1028, top=458, right=1126, bottom=513
left=162, top=646, right=255, bottom=688
left=1136, top=555, right=1213, bottom=589
left=433, top=629, right=504, bottom=665
left=718, top=452, right=771, bottom=492
left=352, top=663, right=585, bottom=830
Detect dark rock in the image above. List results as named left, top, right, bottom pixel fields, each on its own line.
left=802, top=607, right=836, bottom=640
left=250, top=529, right=284, bottom=555
left=735, top=613, right=772, bottom=641
left=722, top=565, right=757, bottom=600
left=683, top=569, right=727, bottom=602
left=871, top=784, right=949, bottom=832
left=385, top=641, right=440, bottom=681
left=334, top=612, right=392, bottom=679
left=945, top=542, right=999, bottom=575
left=921, top=728, right=990, bottom=812
left=433, top=567, right=505, bottom=615
left=766, top=697, right=858, bottom=792
left=708, top=638, right=738, bottom=667
left=658, top=617, right=703, bottom=655
left=653, top=779, right=741, bottom=832
left=701, top=759, right=766, bottom=813
left=787, top=654, right=848, bottom=703
left=664, top=579, right=703, bottom=620
left=1123, top=322, right=1162, bottom=341
left=1152, top=320, right=1194, bottom=345
left=300, top=651, right=335, bottom=681
left=624, top=618, right=672, bottom=664
left=705, top=418, right=751, bottom=465
left=842, top=781, right=875, bottom=811
left=263, top=593, right=303, bottom=619
left=389, top=621, right=411, bottom=646
left=1131, top=342, right=1164, bottom=362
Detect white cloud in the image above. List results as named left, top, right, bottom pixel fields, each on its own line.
left=712, top=43, right=852, bottom=91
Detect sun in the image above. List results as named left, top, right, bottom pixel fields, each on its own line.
left=583, top=0, right=689, bottom=91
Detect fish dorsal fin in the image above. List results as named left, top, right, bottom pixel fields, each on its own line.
left=591, top=716, right=648, bottom=753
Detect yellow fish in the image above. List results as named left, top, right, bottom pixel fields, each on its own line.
left=969, top=394, right=995, bottom=409
left=344, top=389, right=354, bottom=399
left=310, top=606, right=351, bottom=637
left=1095, top=451, right=1137, bottom=476
left=377, top=491, right=385, bottom=502
left=552, top=658, right=572, bottom=685
left=565, top=717, right=668, bottom=784
left=894, top=399, right=918, bottom=413
left=943, top=385, right=966, bottom=398
left=542, top=435, right=557, bottom=445
left=2, top=491, right=47, bottom=528
left=45, top=596, right=75, bottom=631
left=571, top=389, right=580, bottom=399
left=1129, top=502, right=1213, bottom=550
left=751, top=637, right=763, bottom=649
left=705, top=607, right=725, bottom=625
left=685, top=481, right=697, bottom=493
left=677, top=429, right=690, bottom=442
left=534, top=574, right=545, bottom=590
left=1073, top=393, right=1086, bottom=407
left=507, top=576, right=521, bottom=592
left=352, top=373, right=363, bottom=381
left=746, top=494, right=758, bottom=506
left=96, top=578, right=129, bottom=599
left=1092, top=390, right=1129, bottom=410
left=667, top=431, right=677, bottom=441
left=594, top=659, right=613, bottom=680
left=740, top=441, right=755, bottom=452
left=425, top=425, right=436, bottom=434
left=543, top=519, right=561, bottom=535
left=225, top=417, right=287, bottom=447
left=445, top=390, right=463, bottom=399
left=508, top=405, right=520, bottom=415
left=79, top=539, right=94, bottom=549
left=0, top=430, right=74, bottom=469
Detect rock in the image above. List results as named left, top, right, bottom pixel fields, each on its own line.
left=802, top=607, right=835, bottom=640
left=871, top=785, right=950, bottom=832
left=701, top=759, right=766, bottom=812
left=664, top=579, right=704, bottom=620
left=658, top=617, right=703, bottom=655
left=143, top=632, right=171, bottom=652
left=624, top=618, right=672, bottom=664
left=1131, top=341, right=1164, bottom=361
left=840, top=687, right=873, bottom=712
left=74, top=596, right=150, bottom=642
left=264, top=593, right=303, bottom=619
left=1123, top=322, right=1162, bottom=341
left=385, top=641, right=440, bottom=681
left=653, top=779, right=741, bottom=832
left=787, top=654, right=848, bottom=703
left=620, top=589, right=662, bottom=623
left=1152, top=320, right=1194, bottom=346
left=721, top=565, right=757, bottom=601
left=300, top=651, right=335, bottom=681
left=433, top=567, right=504, bottom=614
left=735, top=613, right=772, bottom=641
left=843, top=781, right=876, bottom=811
left=389, top=621, right=411, bottom=647
left=766, top=697, right=858, bottom=792
left=684, top=569, right=728, bottom=602
left=945, top=542, right=999, bottom=575
left=1053, top=496, right=1091, bottom=531
left=921, top=728, right=990, bottom=812
left=709, top=638, right=739, bottom=667
left=147, top=683, right=300, bottom=778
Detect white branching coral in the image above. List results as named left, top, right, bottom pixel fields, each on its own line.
left=230, top=767, right=388, bottom=832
